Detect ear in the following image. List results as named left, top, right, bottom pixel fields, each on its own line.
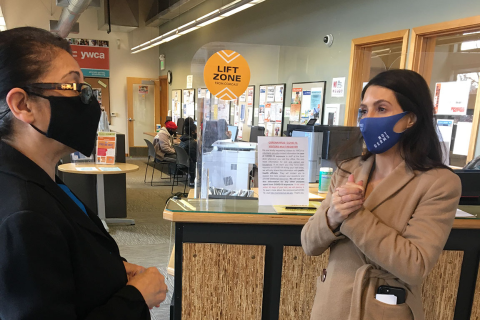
left=6, top=88, right=35, bottom=124
left=406, top=112, right=417, bottom=129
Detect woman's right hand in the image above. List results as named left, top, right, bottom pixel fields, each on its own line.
left=327, top=174, right=364, bottom=231
left=127, top=267, right=168, bottom=309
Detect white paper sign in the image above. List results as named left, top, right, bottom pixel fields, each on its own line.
left=436, top=119, right=453, bottom=165
left=275, top=85, right=284, bottom=102
left=258, top=137, right=309, bottom=206
left=186, top=75, right=193, bottom=89
left=323, top=104, right=341, bottom=125
left=267, top=86, right=275, bottom=102
left=434, top=81, right=470, bottom=115
left=331, top=77, right=346, bottom=97
left=453, top=121, right=472, bottom=156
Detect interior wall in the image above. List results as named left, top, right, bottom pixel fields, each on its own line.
left=155, top=0, right=480, bottom=124
left=1, top=0, right=159, bottom=149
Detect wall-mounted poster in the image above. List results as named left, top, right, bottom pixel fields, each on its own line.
left=258, top=84, right=286, bottom=136
left=182, top=89, right=195, bottom=120
left=67, top=38, right=110, bottom=78
left=198, top=88, right=211, bottom=121
left=171, top=89, right=182, bottom=124
left=331, top=77, right=346, bottom=98
left=234, top=86, right=255, bottom=140
left=434, top=81, right=470, bottom=115
left=290, top=81, right=327, bottom=125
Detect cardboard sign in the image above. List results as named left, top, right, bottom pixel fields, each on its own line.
left=204, top=50, right=250, bottom=101
left=68, top=38, right=110, bottom=78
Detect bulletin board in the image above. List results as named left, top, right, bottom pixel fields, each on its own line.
left=182, top=89, right=196, bottom=120
left=171, top=89, right=182, bottom=124
left=257, top=83, right=286, bottom=137
left=198, top=88, right=211, bottom=121
left=289, top=81, right=327, bottom=124
left=85, top=77, right=110, bottom=122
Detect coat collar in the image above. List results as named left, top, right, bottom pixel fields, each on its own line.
left=0, top=140, right=110, bottom=241
left=352, top=155, right=416, bottom=212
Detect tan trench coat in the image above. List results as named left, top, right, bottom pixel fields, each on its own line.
left=301, top=156, right=461, bottom=320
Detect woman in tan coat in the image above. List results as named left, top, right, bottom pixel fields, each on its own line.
left=301, top=70, right=461, bottom=320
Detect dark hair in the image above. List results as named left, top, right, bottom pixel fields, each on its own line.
left=183, top=117, right=196, bottom=136
left=337, top=69, right=449, bottom=172
left=0, top=27, right=71, bottom=138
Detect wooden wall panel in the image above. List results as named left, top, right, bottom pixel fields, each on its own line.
left=422, top=250, right=464, bottom=320
left=278, top=246, right=330, bottom=320
left=470, top=263, right=480, bottom=320
left=182, top=243, right=266, bottom=320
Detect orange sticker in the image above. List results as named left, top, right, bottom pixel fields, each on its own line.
left=203, top=50, right=250, bottom=101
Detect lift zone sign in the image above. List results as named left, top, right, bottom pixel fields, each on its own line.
left=67, top=38, right=110, bottom=78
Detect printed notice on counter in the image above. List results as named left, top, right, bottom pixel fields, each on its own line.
left=258, top=137, right=309, bottom=206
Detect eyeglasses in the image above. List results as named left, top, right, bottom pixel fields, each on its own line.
left=24, top=83, right=94, bottom=104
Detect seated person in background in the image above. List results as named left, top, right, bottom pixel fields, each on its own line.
left=154, top=120, right=177, bottom=162
left=217, top=119, right=232, bottom=140
left=179, top=117, right=197, bottom=186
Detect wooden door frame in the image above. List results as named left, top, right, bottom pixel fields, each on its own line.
left=127, top=77, right=161, bottom=149
left=407, top=16, right=480, bottom=162
left=159, top=75, right=169, bottom=125
left=344, top=29, right=410, bottom=126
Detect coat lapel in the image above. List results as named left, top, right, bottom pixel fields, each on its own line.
left=351, top=156, right=375, bottom=187
left=363, top=160, right=416, bottom=212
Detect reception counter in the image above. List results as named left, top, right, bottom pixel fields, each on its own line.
left=164, top=199, right=480, bottom=320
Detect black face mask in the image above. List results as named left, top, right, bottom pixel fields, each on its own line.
left=29, top=94, right=101, bottom=156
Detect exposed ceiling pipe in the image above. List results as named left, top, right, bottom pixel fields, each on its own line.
left=52, top=0, right=93, bottom=38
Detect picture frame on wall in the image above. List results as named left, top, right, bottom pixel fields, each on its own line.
left=257, top=83, right=286, bottom=136
left=289, top=81, right=327, bottom=125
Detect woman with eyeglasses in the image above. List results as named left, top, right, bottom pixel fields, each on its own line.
left=0, top=27, right=166, bottom=319
left=302, top=70, right=461, bottom=320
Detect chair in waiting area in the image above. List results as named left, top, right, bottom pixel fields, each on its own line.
left=144, top=139, right=171, bottom=186
left=172, top=145, right=190, bottom=194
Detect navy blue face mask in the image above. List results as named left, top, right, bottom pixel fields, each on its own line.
left=359, top=111, right=408, bottom=154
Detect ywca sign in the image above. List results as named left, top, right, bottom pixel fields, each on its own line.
left=67, top=38, right=110, bottom=78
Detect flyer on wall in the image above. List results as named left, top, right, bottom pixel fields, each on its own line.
left=240, top=104, right=246, bottom=122
left=270, top=104, right=276, bottom=122
left=259, top=113, right=265, bottom=124
left=331, top=77, right=346, bottom=98
left=301, top=90, right=312, bottom=118
left=275, top=85, right=284, bottom=102
left=260, top=86, right=267, bottom=104
left=265, top=104, right=272, bottom=122
left=290, top=104, right=301, bottom=122
left=217, top=100, right=230, bottom=121
left=292, top=88, right=302, bottom=104
left=275, top=103, right=282, bottom=122
left=323, top=104, right=340, bottom=125
left=247, top=87, right=254, bottom=103
left=310, top=88, right=323, bottom=119
left=274, top=123, right=281, bottom=137
left=239, top=92, right=247, bottom=102
left=267, top=86, right=275, bottom=102
left=248, top=107, right=253, bottom=125
left=266, top=122, right=274, bottom=137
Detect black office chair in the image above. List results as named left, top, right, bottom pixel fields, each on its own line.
left=144, top=139, right=171, bottom=186
left=172, top=145, right=190, bottom=194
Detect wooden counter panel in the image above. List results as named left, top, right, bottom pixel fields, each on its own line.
left=182, top=243, right=266, bottom=320
left=279, top=246, right=330, bottom=320
left=422, top=250, right=463, bottom=320
left=470, top=264, right=480, bottom=320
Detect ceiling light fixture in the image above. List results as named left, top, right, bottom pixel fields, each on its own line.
left=131, top=0, right=266, bottom=54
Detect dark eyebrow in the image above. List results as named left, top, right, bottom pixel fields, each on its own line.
left=360, top=100, right=392, bottom=108
left=61, top=71, right=81, bottom=80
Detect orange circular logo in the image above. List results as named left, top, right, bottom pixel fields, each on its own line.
left=203, top=50, right=250, bottom=101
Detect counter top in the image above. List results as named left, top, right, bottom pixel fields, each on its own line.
left=163, top=200, right=480, bottom=229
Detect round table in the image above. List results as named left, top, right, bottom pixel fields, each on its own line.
left=58, top=163, right=139, bottom=231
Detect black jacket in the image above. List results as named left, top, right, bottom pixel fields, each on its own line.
left=179, top=134, right=197, bottom=163
left=0, top=141, right=149, bottom=320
